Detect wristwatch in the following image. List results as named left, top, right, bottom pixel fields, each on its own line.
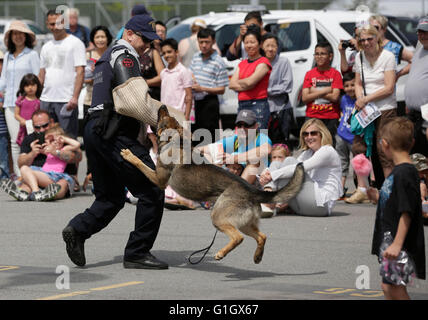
left=55, top=149, right=61, bottom=157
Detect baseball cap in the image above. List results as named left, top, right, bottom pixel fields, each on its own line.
left=417, top=16, right=428, bottom=32
left=125, top=14, right=160, bottom=41
left=411, top=153, right=428, bottom=171
left=235, top=110, right=257, bottom=126
left=131, top=4, right=149, bottom=16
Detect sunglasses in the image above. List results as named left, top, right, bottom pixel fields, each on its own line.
left=302, top=130, right=320, bottom=138
left=134, top=31, right=151, bottom=42
left=313, top=52, right=329, bottom=57
left=34, top=122, right=49, bottom=130
left=359, top=37, right=375, bottom=43
left=236, top=122, right=255, bottom=128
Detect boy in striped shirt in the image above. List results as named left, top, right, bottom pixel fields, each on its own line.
left=190, top=28, right=228, bottom=145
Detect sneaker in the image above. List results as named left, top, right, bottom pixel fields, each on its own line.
left=260, top=203, right=274, bottom=218
left=338, top=187, right=348, bottom=201
left=344, top=189, right=369, bottom=204
left=62, top=225, right=86, bottom=267
left=0, top=178, right=29, bottom=201
left=29, top=183, right=61, bottom=201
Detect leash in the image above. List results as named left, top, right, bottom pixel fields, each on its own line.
left=188, top=230, right=218, bottom=265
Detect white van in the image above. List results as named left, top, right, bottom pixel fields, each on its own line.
left=168, top=9, right=414, bottom=130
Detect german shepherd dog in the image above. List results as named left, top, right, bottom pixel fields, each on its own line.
left=121, top=106, right=304, bottom=264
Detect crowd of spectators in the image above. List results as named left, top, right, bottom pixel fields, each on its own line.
left=0, top=7, right=427, bottom=226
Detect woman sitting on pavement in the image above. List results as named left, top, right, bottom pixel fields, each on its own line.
left=259, top=118, right=342, bottom=217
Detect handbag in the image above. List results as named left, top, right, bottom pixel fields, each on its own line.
left=268, top=111, right=285, bottom=144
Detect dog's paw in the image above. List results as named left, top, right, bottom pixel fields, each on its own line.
left=214, top=251, right=224, bottom=261
left=121, top=149, right=136, bottom=162
left=254, top=253, right=263, bottom=264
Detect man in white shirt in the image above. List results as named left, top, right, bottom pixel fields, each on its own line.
left=405, top=16, right=428, bottom=157
left=38, top=10, right=86, bottom=139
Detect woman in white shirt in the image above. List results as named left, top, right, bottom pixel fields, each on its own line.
left=260, top=118, right=342, bottom=217
left=0, top=21, right=40, bottom=176
left=347, top=25, right=397, bottom=203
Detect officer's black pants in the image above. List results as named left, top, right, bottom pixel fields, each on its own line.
left=68, top=117, right=165, bottom=260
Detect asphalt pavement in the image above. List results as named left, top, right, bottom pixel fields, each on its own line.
left=1, top=157, right=427, bottom=303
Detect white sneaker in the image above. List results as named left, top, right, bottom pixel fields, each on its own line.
left=260, top=203, right=274, bottom=218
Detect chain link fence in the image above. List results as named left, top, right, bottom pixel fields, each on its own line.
left=0, top=0, right=333, bottom=35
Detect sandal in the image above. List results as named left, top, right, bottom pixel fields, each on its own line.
left=164, top=202, right=195, bottom=210
left=72, top=176, right=81, bottom=192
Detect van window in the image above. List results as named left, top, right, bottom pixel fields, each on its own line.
left=339, top=22, right=406, bottom=46
left=214, top=24, right=241, bottom=57
left=27, top=23, right=46, bottom=35
left=276, top=21, right=311, bottom=52
left=167, top=24, right=192, bottom=43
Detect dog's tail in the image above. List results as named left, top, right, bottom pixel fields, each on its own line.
left=256, top=162, right=305, bottom=204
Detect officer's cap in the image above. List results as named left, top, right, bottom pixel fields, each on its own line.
left=125, top=14, right=160, bottom=41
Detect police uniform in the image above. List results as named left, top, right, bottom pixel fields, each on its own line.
left=63, top=16, right=167, bottom=269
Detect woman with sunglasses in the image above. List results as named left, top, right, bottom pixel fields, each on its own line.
left=349, top=25, right=397, bottom=203
left=369, top=15, right=413, bottom=80
left=259, top=118, right=342, bottom=217
left=229, top=29, right=272, bottom=129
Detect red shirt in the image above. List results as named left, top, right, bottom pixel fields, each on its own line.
left=238, top=56, right=271, bottom=101
left=303, top=67, right=343, bottom=119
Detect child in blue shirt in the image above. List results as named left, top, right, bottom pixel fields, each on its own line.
left=335, top=72, right=356, bottom=197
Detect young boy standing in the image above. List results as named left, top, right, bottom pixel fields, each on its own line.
left=160, top=38, right=193, bottom=122
left=336, top=72, right=356, bottom=198
left=368, top=117, right=426, bottom=300
left=302, top=42, right=343, bottom=144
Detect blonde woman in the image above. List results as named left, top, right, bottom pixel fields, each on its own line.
left=348, top=25, right=397, bottom=203
left=260, top=119, right=342, bottom=217
left=369, top=15, right=413, bottom=80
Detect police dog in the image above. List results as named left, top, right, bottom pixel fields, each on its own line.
left=121, top=106, right=304, bottom=264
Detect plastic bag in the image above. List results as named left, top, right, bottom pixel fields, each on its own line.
left=379, top=231, right=416, bottom=286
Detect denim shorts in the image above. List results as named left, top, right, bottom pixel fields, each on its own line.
left=238, top=99, right=270, bottom=129
left=30, top=166, right=74, bottom=192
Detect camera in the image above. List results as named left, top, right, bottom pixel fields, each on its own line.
left=341, top=40, right=355, bottom=50
left=246, top=23, right=261, bottom=34
left=34, top=132, right=45, bottom=145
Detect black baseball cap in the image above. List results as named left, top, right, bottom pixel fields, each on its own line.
left=125, top=14, right=160, bottom=41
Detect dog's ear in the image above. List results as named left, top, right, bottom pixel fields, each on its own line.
left=158, top=105, right=170, bottom=121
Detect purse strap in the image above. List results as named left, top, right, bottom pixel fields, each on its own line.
left=360, top=52, right=367, bottom=96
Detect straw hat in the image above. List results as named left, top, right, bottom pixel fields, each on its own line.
left=192, top=18, right=207, bottom=29
left=4, top=20, right=36, bottom=48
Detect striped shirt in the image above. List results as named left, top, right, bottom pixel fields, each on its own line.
left=0, top=109, right=7, bottom=135
left=189, top=50, right=228, bottom=101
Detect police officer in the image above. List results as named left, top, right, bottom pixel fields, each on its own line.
left=62, top=15, right=168, bottom=269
